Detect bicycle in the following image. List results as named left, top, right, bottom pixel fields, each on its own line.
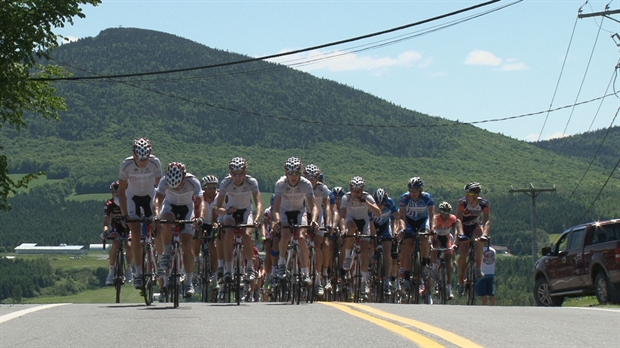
left=431, top=243, right=455, bottom=305
left=221, top=220, right=255, bottom=306
left=403, top=229, right=433, bottom=304
left=195, top=225, right=217, bottom=303
left=281, top=221, right=313, bottom=305
left=138, top=218, right=157, bottom=306
left=158, top=219, right=194, bottom=308
left=369, top=235, right=395, bottom=303
left=342, top=229, right=366, bottom=303
left=325, top=227, right=342, bottom=302
left=105, top=229, right=130, bottom=304
left=458, top=234, right=487, bottom=305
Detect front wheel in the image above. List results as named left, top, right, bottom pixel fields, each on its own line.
left=533, top=277, right=564, bottom=307
left=115, top=249, right=125, bottom=304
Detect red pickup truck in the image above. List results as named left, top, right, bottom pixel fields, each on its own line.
left=533, top=219, right=620, bottom=306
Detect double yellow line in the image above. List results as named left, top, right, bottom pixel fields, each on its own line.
left=321, top=302, right=483, bottom=348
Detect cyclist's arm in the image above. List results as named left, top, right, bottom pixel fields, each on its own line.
left=323, top=196, right=332, bottom=227
left=481, top=210, right=491, bottom=237
left=427, top=205, right=436, bottom=231
left=215, top=191, right=227, bottom=216
left=103, top=215, right=111, bottom=235
left=367, top=200, right=381, bottom=218
left=252, top=190, right=263, bottom=224
left=307, top=196, right=318, bottom=225
left=272, top=195, right=282, bottom=225
left=398, top=206, right=407, bottom=232
left=154, top=191, right=165, bottom=217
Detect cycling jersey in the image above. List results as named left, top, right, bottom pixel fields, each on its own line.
left=434, top=213, right=457, bottom=236
left=157, top=174, right=202, bottom=235
left=457, top=196, right=490, bottom=227
left=118, top=155, right=163, bottom=196
left=219, top=174, right=259, bottom=211
left=313, top=182, right=330, bottom=226
left=104, top=198, right=125, bottom=233
left=194, top=191, right=218, bottom=224
left=274, top=176, right=314, bottom=213
left=370, top=197, right=398, bottom=225
left=341, top=192, right=375, bottom=220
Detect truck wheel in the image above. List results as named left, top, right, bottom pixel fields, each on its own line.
left=534, top=277, right=564, bottom=307
left=594, top=272, right=611, bottom=305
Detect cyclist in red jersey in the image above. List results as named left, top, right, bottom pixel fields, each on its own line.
left=102, top=181, right=133, bottom=285
left=456, top=182, right=490, bottom=296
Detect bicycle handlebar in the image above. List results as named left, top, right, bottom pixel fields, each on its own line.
left=157, top=219, right=196, bottom=224
left=220, top=224, right=256, bottom=229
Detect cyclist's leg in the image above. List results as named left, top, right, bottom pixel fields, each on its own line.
left=473, top=226, right=484, bottom=271
left=278, top=222, right=292, bottom=278
left=222, top=216, right=236, bottom=279
left=242, top=211, right=256, bottom=274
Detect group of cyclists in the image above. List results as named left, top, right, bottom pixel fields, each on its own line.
left=102, top=138, right=491, bottom=303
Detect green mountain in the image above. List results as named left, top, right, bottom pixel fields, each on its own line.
left=2, top=27, right=619, bottom=255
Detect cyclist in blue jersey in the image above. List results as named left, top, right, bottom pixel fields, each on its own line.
left=398, top=177, right=435, bottom=291
left=370, top=188, right=398, bottom=295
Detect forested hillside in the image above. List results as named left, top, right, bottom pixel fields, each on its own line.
left=2, top=27, right=619, bottom=255
left=532, top=126, right=620, bottom=170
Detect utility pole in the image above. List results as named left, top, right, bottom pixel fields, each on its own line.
left=509, top=183, right=556, bottom=264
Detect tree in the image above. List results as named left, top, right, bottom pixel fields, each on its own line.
left=0, top=0, right=101, bottom=210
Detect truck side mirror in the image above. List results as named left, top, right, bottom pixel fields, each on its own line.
left=541, top=246, right=551, bottom=256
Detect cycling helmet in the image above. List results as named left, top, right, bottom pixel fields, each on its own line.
left=133, top=138, right=152, bottom=160
left=166, top=162, right=186, bottom=188
left=373, top=188, right=388, bottom=205
left=464, top=182, right=481, bottom=194
left=284, top=157, right=303, bottom=173
left=304, top=164, right=322, bottom=179
left=332, top=186, right=345, bottom=198
left=407, top=177, right=424, bottom=190
left=201, top=175, right=218, bottom=188
left=350, top=176, right=365, bottom=189
left=229, top=157, right=248, bottom=171
left=439, top=201, right=452, bottom=214
left=110, top=180, right=119, bottom=193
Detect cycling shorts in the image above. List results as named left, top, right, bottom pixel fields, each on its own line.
left=404, top=216, right=429, bottom=238
left=160, top=203, right=194, bottom=235
left=476, top=274, right=495, bottom=296
left=373, top=221, right=392, bottom=239
left=127, top=194, right=155, bottom=220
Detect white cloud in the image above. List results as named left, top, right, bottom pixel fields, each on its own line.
left=268, top=49, right=423, bottom=73
left=465, top=50, right=527, bottom=71
left=464, top=50, right=502, bottom=66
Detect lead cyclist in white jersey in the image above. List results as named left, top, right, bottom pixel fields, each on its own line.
left=272, top=157, right=318, bottom=286
left=215, top=157, right=263, bottom=283
left=154, top=162, right=204, bottom=297
left=118, top=138, right=163, bottom=290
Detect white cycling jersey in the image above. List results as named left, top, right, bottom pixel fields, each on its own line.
left=118, top=155, right=163, bottom=196
left=156, top=174, right=203, bottom=206
left=341, top=192, right=375, bottom=220
left=203, top=191, right=219, bottom=224
left=274, top=176, right=314, bottom=213
left=218, top=174, right=259, bottom=211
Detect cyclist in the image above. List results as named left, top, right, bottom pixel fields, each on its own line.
left=102, top=181, right=133, bottom=285
left=456, top=182, right=490, bottom=296
left=118, top=138, right=163, bottom=290
left=193, top=175, right=220, bottom=285
left=304, top=164, right=331, bottom=296
left=261, top=195, right=279, bottom=288
left=272, top=157, right=318, bottom=286
left=154, top=162, right=204, bottom=298
left=215, top=157, right=263, bottom=283
left=398, top=177, right=435, bottom=291
left=431, top=201, right=462, bottom=299
left=369, top=188, right=398, bottom=295
left=340, top=176, right=381, bottom=294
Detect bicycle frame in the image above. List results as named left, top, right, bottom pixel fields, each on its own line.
left=158, top=219, right=193, bottom=308
left=106, top=230, right=129, bottom=304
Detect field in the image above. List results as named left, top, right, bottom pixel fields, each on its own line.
left=7, top=174, right=63, bottom=196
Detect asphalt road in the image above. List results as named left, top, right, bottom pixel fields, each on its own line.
left=1, top=302, right=618, bottom=347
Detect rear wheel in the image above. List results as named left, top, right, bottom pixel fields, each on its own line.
left=595, top=272, right=612, bottom=305
left=201, top=247, right=211, bottom=303
left=466, top=261, right=476, bottom=305
left=142, top=246, right=155, bottom=306
left=308, top=249, right=316, bottom=303
left=438, top=264, right=447, bottom=305
left=411, top=251, right=421, bottom=304
left=234, top=246, right=242, bottom=306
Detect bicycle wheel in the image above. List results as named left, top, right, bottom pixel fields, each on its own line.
left=411, top=251, right=421, bottom=304
left=466, top=261, right=476, bottom=305
left=374, top=251, right=385, bottom=303
left=438, top=263, right=447, bottom=305
left=142, top=245, right=155, bottom=306
left=201, top=246, right=211, bottom=303
left=353, top=253, right=363, bottom=303
left=234, top=245, right=242, bottom=306
left=115, top=248, right=125, bottom=304
left=308, top=248, right=316, bottom=303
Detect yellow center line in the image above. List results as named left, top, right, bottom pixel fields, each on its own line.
left=322, top=302, right=445, bottom=348
left=344, top=303, right=483, bottom=348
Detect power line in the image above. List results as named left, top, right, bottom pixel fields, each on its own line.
left=31, top=0, right=502, bottom=82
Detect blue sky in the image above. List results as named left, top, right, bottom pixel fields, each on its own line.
left=55, top=0, right=620, bottom=142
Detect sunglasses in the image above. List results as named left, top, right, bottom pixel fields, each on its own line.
left=466, top=192, right=477, bottom=196
left=231, top=171, right=245, bottom=177
left=287, top=171, right=301, bottom=176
